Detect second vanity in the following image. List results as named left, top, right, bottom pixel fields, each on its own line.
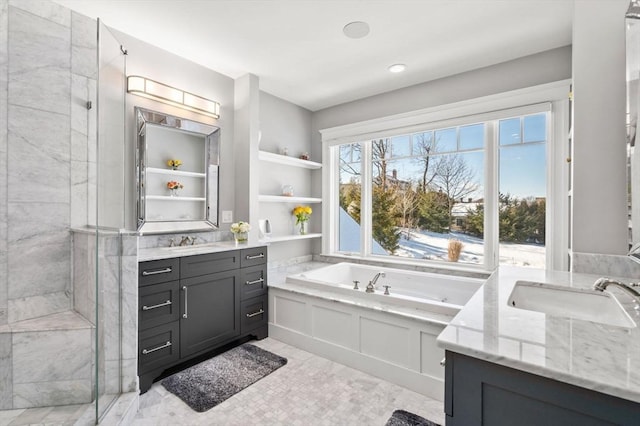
left=437, top=266, right=640, bottom=425
left=137, top=242, right=268, bottom=392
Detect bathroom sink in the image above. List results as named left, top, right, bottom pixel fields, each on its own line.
left=507, top=281, right=637, bottom=328
left=159, top=242, right=224, bottom=252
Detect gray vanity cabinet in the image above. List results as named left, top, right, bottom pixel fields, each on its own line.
left=444, top=350, right=640, bottom=425
left=137, top=246, right=268, bottom=393
left=179, top=269, right=240, bottom=358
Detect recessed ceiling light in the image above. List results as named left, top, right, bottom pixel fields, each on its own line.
left=388, top=63, right=407, bottom=73
left=343, top=21, right=370, bottom=39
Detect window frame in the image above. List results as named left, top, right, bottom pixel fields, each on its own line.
left=321, top=80, right=571, bottom=271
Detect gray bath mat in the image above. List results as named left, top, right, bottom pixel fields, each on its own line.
left=161, top=343, right=287, bottom=412
left=385, top=409, right=441, bottom=426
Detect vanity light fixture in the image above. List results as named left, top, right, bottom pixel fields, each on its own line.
left=127, top=76, right=220, bottom=119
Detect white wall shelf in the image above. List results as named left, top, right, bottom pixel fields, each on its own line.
left=259, top=233, right=322, bottom=243
left=146, top=195, right=206, bottom=202
left=258, top=150, right=322, bottom=169
left=146, top=167, right=206, bottom=178
left=259, top=195, right=322, bottom=203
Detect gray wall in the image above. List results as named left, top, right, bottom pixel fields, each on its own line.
left=571, top=0, right=628, bottom=256
left=258, top=91, right=313, bottom=263
left=112, top=28, right=236, bottom=233
left=310, top=46, right=572, bottom=257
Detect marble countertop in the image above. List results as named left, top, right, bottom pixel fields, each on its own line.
left=437, top=266, right=640, bottom=404
left=138, top=240, right=267, bottom=261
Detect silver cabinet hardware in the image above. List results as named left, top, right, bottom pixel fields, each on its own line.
left=182, top=286, right=188, bottom=319
left=440, top=357, right=446, bottom=367
left=142, top=267, right=172, bottom=276
left=245, top=277, right=265, bottom=286
left=142, top=341, right=171, bottom=355
left=246, top=308, right=264, bottom=318
left=245, top=253, right=265, bottom=260
left=142, top=300, right=172, bottom=311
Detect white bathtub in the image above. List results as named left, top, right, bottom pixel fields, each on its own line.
left=286, top=262, right=484, bottom=318
left=269, top=262, right=487, bottom=401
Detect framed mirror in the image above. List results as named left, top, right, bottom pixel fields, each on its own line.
left=627, top=4, right=640, bottom=251
left=135, top=107, right=220, bottom=234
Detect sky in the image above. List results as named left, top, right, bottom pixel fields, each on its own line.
left=368, top=113, right=548, bottom=200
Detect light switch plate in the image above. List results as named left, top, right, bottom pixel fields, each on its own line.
left=222, top=210, right=233, bottom=223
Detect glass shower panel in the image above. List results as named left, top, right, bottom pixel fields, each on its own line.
left=95, top=19, right=126, bottom=422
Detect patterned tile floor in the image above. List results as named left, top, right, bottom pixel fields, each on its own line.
left=132, top=338, right=445, bottom=426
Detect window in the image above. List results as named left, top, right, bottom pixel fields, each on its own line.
left=322, top=81, right=570, bottom=271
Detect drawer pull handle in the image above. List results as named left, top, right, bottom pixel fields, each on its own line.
left=246, top=308, right=264, bottom=318
left=142, top=341, right=171, bottom=355
left=142, top=267, right=172, bottom=276
left=245, top=278, right=264, bottom=286
left=245, top=253, right=265, bottom=260
left=142, top=300, right=172, bottom=311
left=182, top=286, right=188, bottom=319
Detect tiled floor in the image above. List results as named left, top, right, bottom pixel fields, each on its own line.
left=132, top=338, right=445, bottom=426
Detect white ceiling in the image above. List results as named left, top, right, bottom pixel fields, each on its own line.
left=53, top=0, right=574, bottom=111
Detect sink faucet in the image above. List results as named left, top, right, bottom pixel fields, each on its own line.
left=179, top=236, right=192, bottom=246
left=593, top=277, right=640, bottom=299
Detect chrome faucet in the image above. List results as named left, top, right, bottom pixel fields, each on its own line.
left=365, top=271, right=386, bottom=293
left=371, top=271, right=386, bottom=287
left=593, top=277, right=640, bottom=299
left=179, top=236, right=192, bottom=246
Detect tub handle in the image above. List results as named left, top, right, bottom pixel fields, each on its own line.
left=383, top=285, right=391, bottom=295
left=353, top=280, right=360, bottom=290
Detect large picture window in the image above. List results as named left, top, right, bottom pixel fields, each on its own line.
left=323, top=83, right=569, bottom=271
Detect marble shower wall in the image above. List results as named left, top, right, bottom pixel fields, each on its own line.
left=1, top=0, right=96, bottom=324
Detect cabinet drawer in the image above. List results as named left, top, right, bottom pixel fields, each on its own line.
left=138, top=321, right=179, bottom=374
left=180, top=250, right=239, bottom=279
left=241, top=295, right=267, bottom=333
left=241, top=247, right=268, bottom=268
left=139, top=280, right=180, bottom=331
left=240, top=265, right=267, bottom=301
left=139, top=258, right=180, bottom=287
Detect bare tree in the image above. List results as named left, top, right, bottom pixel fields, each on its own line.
left=432, top=154, right=479, bottom=229
left=396, top=182, right=418, bottom=239
left=372, top=139, right=390, bottom=189
left=413, top=133, right=438, bottom=192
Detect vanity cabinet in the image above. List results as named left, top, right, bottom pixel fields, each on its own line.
left=444, top=351, right=640, bottom=425
left=137, top=246, right=268, bottom=393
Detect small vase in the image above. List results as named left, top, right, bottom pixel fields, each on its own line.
left=234, top=231, right=248, bottom=243
left=171, top=166, right=179, bottom=170
left=298, top=221, right=308, bottom=235
left=170, top=188, right=179, bottom=197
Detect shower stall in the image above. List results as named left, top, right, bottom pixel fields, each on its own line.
left=0, top=2, right=135, bottom=424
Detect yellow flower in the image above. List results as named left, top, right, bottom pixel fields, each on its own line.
left=292, top=205, right=312, bottom=224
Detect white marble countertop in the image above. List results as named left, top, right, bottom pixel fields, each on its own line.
left=138, top=240, right=268, bottom=261
left=437, top=265, right=640, bottom=404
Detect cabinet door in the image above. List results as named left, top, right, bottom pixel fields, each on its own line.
left=180, top=269, right=240, bottom=358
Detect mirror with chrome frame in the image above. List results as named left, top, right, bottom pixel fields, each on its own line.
left=135, top=107, right=220, bottom=234
left=627, top=3, right=640, bottom=255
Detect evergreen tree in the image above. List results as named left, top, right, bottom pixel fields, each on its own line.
left=372, top=186, right=400, bottom=253
left=417, top=191, right=450, bottom=233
